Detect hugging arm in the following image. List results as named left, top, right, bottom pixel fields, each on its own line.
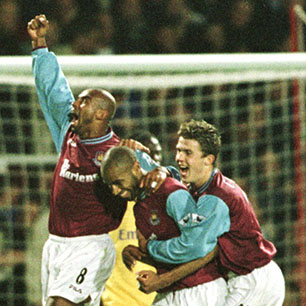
left=136, top=245, right=218, bottom=294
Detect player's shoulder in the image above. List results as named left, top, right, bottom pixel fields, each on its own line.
left=91, top=130, right=121, bottom=149
left=161, top=177, right=187, bottom=193
left=105, top=129, right=121, bottom=145
left=213, top=171, right=237, bottom=193
left=210, top=171, right=249, bottom=207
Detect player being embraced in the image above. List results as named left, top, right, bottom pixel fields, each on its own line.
left=101, top=146, right=230, bottom=306
left=137, top=120, right=286, bottom=306
left=27, top=14, right=170, bottom=306
left=101, top=133, right=165, bottom=306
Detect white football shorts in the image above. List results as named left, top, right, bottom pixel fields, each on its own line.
left=41, top=233, right=116, bottom=306
left=224, top=260, right=285, bottom=306
left=152, top=277, right=227, bottom=306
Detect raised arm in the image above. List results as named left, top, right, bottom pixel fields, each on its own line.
left=27, top=15, right=74, bottom=153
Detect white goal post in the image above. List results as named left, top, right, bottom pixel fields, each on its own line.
left=0, top=52, right=305, bottom=305
left=1, top=51, right=306, bottom=76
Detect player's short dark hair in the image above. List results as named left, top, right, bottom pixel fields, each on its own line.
left=178, top=119, right=221, bottom=161
left=101, top=146, right=136, bottom=180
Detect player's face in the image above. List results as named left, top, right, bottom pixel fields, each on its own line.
left=106, top=168, right=139, bottom=201
left=175, top=137, right=211, bottom=188
left=70, top=89, right=97, bottom=138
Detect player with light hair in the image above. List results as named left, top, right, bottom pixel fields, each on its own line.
left=101, top=145, right=230, bottom=306
left=136, top=119, right=286, bottom=306
left=27, top=14, right=170, bottom=306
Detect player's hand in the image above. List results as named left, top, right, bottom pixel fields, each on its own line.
left=136, top=270, right=166, bottom=294
left=119, top=139, right=150, bottom=155
left=27, top=14, right=49, bottom=41
left=122, top=245, right=146, bottom=271
left=136, top=229, right=149, bottom=253
left=139, top=166, right=168, bottom=194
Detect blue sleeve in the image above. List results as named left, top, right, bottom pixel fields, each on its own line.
left=32, top=48, right=74, bottom=153
left=135, top=152, right=181, bottom=180
left=147, top=193, right=230, bottom=264
left=136, top=150, right=158, bottom=171
left=166, top=166, right=181, bottom=181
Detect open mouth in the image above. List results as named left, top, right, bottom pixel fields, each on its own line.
left=69, top=112, right=79, bottom=125
left=178, top=165, right=189, bottom=177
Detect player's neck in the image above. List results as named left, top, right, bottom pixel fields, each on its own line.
left=194, top=168, right=214, bottom=189
left=79, top=125, right=109, bottom=140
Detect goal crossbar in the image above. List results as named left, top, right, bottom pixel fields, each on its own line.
left=0, top=52, right=305, bottom=75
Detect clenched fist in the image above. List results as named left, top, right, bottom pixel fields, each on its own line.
left=27, top=14, right=49, bottom=48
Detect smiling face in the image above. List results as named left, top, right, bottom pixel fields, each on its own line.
left=101, top=146, right=143, bottom=201
left=104, top=164, right=140, bottom=201
left=175, top=136, right=214, bottom=188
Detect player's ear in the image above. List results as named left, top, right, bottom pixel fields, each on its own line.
left=204, top=154, right=215, bottom=166
left=96, top=109, right=108, bottom=120
left=131, top=161, right=141, bottom=177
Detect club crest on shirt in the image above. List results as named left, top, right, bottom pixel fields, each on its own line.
left=150, top=210, right=160, bottom=226
left=93, top=151, right=105, bottom=167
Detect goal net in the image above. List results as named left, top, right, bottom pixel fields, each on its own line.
left=0, top=52, right=305, bottom=305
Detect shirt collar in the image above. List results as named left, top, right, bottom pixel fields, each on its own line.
left=80, top=128, right=113, bottom=145
left=191, top=168, right=218, bottom=195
